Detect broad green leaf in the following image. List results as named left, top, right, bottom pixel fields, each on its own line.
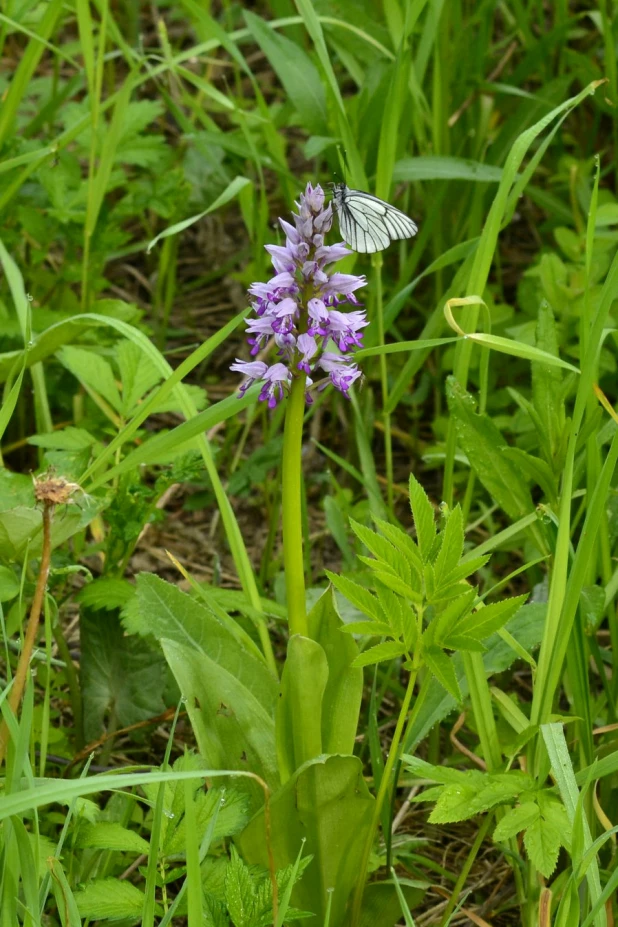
left=351, top=640, right=406, bottom=668
left=393, top=156, right=503, bottom=183
left=162, top=638, right=278, bottom=809
left=499, top=447, right=557, bottom=502
left=58, top=345, right=121, bottom=412
left=446, top=377, right=535, bottom=522
left=307, top=587, right=363, bottom=756
left=122, top=574, right=275, bottom=701
left=433, top=505, right=464, bottom=583
left=80, top=611, right=166, bottom=742
left=244, top=11, right=327, bottom=134
left=493, top=801, right=540, bottom=842
left=276, top=634, right=328, bottom=782
left=75, top=879, right=150, bottom=920
left=75, top=822, right=150, bottom=854
left=0, top=565, right=19, bottom=602
left=408, top=474, right=436, bottom=561
left=238, top=755, right=374, bottom=926
left=359, top=880, right=427, bottom=927
left=423, top=646, right=461, bottom=702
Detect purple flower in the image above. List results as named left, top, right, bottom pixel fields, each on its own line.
left=259, top=363, right=292, bottom=408
left=318, top=353, right=362, bottom=398
left=231, top=183, right=368, bottom=404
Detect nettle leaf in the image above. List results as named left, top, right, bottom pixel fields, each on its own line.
left=467, top=772, right=532, bottom=815
left=75, top=821, right=150, bottom=854
left=446, top=376, right=535, bottom=521
left=451, top=594, right=528, bottom=643
left=76, top=577, right=135, bottom=612
left=434, top=505, right=464, bottom=581
left=428, top=783, right=478, bottom=823
left=225, top=846, right=256, bottom=927
left=352, top=640, right=407, bottom=667
left=408, top=474, right=436, bottom=561
left=423, top=646, right=461, bottom=701
left=523, top=808, right=562, bottom=878
left=493, top=801, right=540, bottom=842
left=325, top=572, right=384, bottom=623
left=351, top=520, right=412, bottom=583
left=372, top=517, right=423, bottom=576
left=75, top=879, right=151, bottom=920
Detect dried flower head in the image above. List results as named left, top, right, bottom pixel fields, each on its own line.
left=231, top=183, right=368, bottom=407
left=33, top=473, right=83, bottom=507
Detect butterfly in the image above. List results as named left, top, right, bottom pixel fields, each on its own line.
left=330, top=183, right=418, bottom=253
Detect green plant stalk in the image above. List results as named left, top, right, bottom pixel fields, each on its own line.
left=438, top=812, right=494, bottom=927
left=372, top=253, right=393, bottom=510
left=282, top=372, right=308, bottom=638
left=350, top=659, right=419, bottom=927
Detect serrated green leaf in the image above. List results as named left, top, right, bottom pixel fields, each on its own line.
left=373, top=570, right=422, bottom=603
left=372, top=517, right=423, bottom=575
left=325, top=572, right=384, bottom=623
left=351, top=640, right=406, bottom=667
left=408, top=474, right=436, bottom=561
left=443, top=555, right=491, bottom=585
left=28, top=426, right=97, bottom=450
left=446, top=377, right=535, bottom=522
left=340, top=620, right=394, bottom=636
left=76, top=577, right=134, bottom=612
left=434, top=505, right=464, bottom=581
left=428, top=783, right=478, bottom=823
left=423, top=646, right=461, bottom=701
left=351, top=520, right=412, bottom=583
left=75, top=879, right=149, bottom=919
left=493, top=802, right=540, bottom=842
left=452, top=594, right=528, bottom=642
left=429, top=586, right=476, bottom=648
left=75, top=822, right=150, bottom=854
left=523, top=809, right=562, bottom=878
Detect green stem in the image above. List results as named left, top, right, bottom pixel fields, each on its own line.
left=350, top=661, right=419, bottom=926
left=438, top=813, right=494, bottom=927
left=373, top=254, right=393, bottom=511
left=282, top=373, right=308, bottom=638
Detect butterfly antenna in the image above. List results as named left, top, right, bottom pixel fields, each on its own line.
left=336, top=145, right=349, bottom=185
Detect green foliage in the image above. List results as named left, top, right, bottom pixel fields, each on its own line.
left=331, top=474, right=527, bottom=701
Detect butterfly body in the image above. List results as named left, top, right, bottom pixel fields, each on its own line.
left=331, top=183, right=418, bottom=253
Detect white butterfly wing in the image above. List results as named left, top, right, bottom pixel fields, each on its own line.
left=334, top=186, right=418, bottom=253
